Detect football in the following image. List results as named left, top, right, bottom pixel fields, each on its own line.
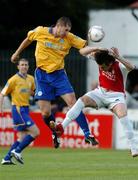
left=88, top=25, right=105, bottom=42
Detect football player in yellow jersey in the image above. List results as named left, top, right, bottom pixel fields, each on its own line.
left=0, top=58, right=40, bottom=165
left=11, top=17, right=98, bottom=148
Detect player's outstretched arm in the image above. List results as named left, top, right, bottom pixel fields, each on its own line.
left=11, top=37, right=32, bottom=63
left=79, top=46, right=107, bottom=57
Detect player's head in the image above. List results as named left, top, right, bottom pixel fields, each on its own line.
left=94, top=50, right=115, bottom=71
left=17, top=58, right=29, bottom=75
left=54, top=17, right=72, bottom=37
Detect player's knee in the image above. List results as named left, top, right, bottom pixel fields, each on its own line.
left=41, top=111, right=51, bottom=118
left=39, top=104, right=51, bottom=117
left=32, top=130, right=40, bottom=138
left=81, top=95, right=95, bottom=107
left=67, top=99, right=76, bottom=108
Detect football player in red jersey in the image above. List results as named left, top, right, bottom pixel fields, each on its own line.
left=55, top=47, right=138, bottom=157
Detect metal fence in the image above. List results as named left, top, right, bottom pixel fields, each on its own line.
left=0, top=48, right=87, bottom=98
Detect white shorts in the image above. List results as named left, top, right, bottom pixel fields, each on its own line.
left=85, top=87, right=126, bottom=109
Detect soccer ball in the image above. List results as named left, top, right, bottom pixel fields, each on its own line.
left=88, top=25, right=105, bottom=42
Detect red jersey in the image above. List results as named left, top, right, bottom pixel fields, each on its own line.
left=99, top=61, right=128, bottom=93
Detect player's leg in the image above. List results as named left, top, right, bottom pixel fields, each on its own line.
left=1, top=141, right=21, bottom=165
left=61, top=93, right=89, bottom=134
left=38, top=100, right=60, bottom=148
left=61, top=93, right=97, bottom=128
left=1, top=105, right=26, bottom=165
left=34, top=68, right=60, bottom=148
left=112, top=103, right=138, bottom=157
left=13, top=124, right=39, bottom=153
left=1, top=132, right=24, bottom=165
left=38, top=100, right=54, bottom=129
left=11, top=106, right=39, bottom=164
left=60, top=93, right=98, bottom=145
left=54, top=71, right=98, bottom=145
left=11, top=124, right=39, bottom=164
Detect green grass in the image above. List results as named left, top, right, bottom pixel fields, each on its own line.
left=0, top=148, right=138, bottom=180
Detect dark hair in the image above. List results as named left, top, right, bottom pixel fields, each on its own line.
left=56, top=16, right=72, bottom=27
left=94, top=50, right=115, bottom=65
left=17, top=58, right=29, bottom=65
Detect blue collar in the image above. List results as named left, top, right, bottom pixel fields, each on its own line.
left=17, top=72, right=27, bottom=79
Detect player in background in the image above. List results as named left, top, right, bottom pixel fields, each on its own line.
left=11, top=16, right=98, bottom=148
left=55, top=47, right=138, bottom=157
left=0, top=58, right=40, bottom=165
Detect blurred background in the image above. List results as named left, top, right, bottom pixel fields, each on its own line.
left=1, top=0, right=138, bottom=109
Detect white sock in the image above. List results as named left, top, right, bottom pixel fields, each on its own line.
left=62, top=98, right=85, bottom=129
left=120, top=116, right=135, bottom=147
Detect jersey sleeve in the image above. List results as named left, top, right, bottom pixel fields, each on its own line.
left=119, top=62, right=129, bottom=78
left=27, top=26, right=43, bottom=41
left=68, top=33, right=86, bottom=49
left=119, top=62, right=128, bottom=71
left=1, top=78, right=14, bottom=96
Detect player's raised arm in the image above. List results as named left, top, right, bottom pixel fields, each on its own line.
left=11, top=37, right=32, bottom=63
left=110, top=47, right=136, bottom=72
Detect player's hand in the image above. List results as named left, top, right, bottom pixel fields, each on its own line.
left=11, top=52, right=20, bottom=63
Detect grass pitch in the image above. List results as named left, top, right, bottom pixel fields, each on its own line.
left=0, top=148, right=138, bottom=180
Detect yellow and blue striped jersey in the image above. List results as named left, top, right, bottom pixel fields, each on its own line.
left=1, top=73, right=35, bottom=106
left=27, top=26, right=86, bottom=73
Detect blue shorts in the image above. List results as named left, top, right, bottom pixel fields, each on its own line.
left=12, top=105, right=35, bottom=131
left=34, top=68, right=74, bottom=100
